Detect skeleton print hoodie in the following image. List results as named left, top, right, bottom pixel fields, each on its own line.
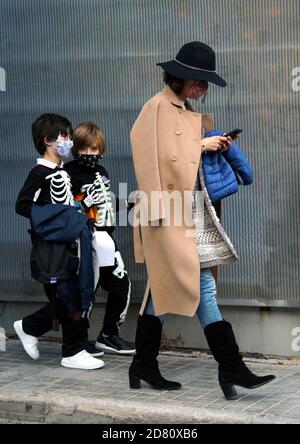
left=64, top=160, right=116, bottom=235
left=16, top=158, right=74, bottom=219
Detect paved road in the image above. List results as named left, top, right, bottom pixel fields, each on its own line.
left=0, top=339, right=300, bottom=423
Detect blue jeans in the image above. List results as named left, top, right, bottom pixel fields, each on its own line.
left=144, top=268, right=222, bottom=328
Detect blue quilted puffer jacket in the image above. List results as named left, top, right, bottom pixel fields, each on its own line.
left=202, top=130, right=253, bottom=203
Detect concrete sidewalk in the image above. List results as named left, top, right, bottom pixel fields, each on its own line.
left=0, top=338, right=300, bottom=424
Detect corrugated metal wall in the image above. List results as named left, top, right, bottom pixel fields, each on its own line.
left=0, top=0, right=299, bottom=305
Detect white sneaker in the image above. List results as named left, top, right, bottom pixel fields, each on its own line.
left=61, top=350, right=105, bottom=370
left=13, top=320, right=39, bottom=360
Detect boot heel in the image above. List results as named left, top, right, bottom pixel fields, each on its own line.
left=220, top=383, right=238, bottom=400
left=129, top=374, right=141, bottom=389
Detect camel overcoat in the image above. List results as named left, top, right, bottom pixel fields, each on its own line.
left=131, top=86, right=214, bottom=317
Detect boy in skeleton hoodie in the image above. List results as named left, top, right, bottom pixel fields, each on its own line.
left=65, top=122, right=135, bottom=355
left=14, top=113, right=104, bottom=370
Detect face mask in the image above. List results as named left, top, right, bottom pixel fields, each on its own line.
left=74, top=154, right=103, bottom=168
left=55, top=140, right=73, bottom=158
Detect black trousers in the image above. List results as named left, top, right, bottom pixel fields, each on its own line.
left=96, top=251, right=131, bottom=337
left=22, top=284, right=88, bottom=358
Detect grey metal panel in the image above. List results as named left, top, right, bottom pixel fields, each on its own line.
left=0, top=0, right=299, bottom=305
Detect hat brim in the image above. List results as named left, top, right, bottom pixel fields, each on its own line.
left=157, top=60, right=226, bottom=87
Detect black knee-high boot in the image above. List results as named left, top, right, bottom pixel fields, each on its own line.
left=129, top=314, right=181, bottom=390
left=204, top=320, right=275, bottom=400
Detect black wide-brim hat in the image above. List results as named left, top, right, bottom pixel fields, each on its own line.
left=157, top=41, right=226, bottom=87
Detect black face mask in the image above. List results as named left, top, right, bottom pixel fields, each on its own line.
left=74, top=154, right=103, bottom=168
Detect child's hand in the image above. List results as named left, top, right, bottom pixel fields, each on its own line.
left=82, top=182, right=103, bottom=210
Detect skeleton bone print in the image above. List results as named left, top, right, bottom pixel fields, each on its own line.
left=45, top=170, right=74, bottom=206
left=81, top=172, right=115, bottom=227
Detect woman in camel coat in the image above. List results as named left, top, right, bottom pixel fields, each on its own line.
left=129, top=42, right=275, bottom=399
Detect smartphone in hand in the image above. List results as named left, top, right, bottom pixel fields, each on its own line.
left=223, top=128, right=242, bottom=139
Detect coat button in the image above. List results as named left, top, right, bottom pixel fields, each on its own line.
left=175, top=129, right=183, bottom=135
left=167, top=184, right=174, bottom=190
left=170, top=154, right=177, bottom=162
